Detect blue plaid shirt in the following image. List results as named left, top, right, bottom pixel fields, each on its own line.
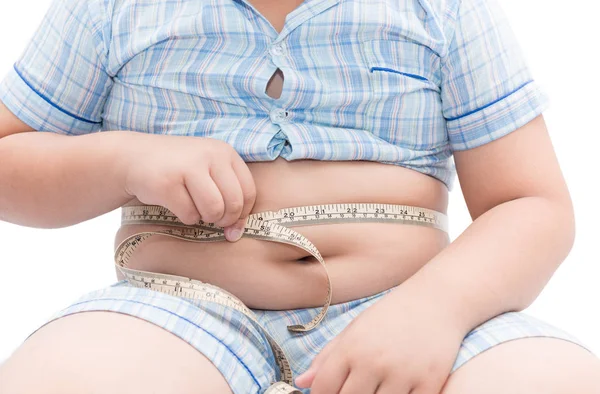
left=0, top=0, right=548, bottom=190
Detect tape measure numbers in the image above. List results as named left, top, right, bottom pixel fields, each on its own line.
left=115, top=203, right=448, bottom=392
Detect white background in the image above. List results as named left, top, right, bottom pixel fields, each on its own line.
left=0, top=0, right=599, bottom=363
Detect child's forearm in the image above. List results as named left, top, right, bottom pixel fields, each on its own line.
left=385, top=196, right=576, bottom=335
left=0, top=131, right=133, bottom=228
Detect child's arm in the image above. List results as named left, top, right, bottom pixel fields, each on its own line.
left=0, top=123, right=131, bottom=228
left=0, top=102, right=256, bottom=239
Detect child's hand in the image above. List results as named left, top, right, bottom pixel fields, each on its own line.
left=295, top=286, right=466, bottom=394
left=120, top=134, right=256, bottom=242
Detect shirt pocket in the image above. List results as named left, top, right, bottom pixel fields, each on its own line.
left=363, top=39, right=440, bottom=94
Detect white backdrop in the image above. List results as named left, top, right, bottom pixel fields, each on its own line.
left=0, top=0, right=599, bottom=362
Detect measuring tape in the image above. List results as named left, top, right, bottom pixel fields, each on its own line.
left=115, top=202, right=448, bottom=392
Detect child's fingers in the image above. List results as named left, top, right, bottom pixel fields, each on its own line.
left=184, top=172, right=224, bottom=224
left=165, top=184, right=201, bottom=225
left=224, top=217, right=247, bottom=242
left=209, top=164, right=245, bottom=228
left=231, top=155, right=257, bottom=221
left=223, top=157, right=257, bottom=242
left=297, top=334, right=343, bottom=385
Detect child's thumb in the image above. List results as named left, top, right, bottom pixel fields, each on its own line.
left=224, top=217, right=247, bottom=242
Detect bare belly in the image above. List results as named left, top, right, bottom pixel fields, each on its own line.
left=114, top=158, right=450, bottom=309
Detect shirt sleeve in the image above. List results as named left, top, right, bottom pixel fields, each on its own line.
left=441, top=0, right=549, bottom=151
left=0, top=0, right=112, bottom=135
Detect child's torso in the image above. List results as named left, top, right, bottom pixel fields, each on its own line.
left=112, top=0, right=452, bottom=308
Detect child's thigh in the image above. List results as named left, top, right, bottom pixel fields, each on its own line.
left=0, top=311, right=233, bottom=394
left=441, top=337, right=600, bottom=394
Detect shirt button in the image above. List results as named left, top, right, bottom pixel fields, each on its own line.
left=270, top=108, right=290, bottom=123
left=270, top=42, right=287, bottom=57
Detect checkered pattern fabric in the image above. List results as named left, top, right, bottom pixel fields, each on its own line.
left=0, top=0, right=549, bottom=190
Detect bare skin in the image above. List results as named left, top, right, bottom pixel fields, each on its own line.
left=115, top=160, right=450, bottom=309
left=1, top=1, right=599, bottom=393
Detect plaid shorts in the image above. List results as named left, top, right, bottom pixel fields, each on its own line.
left=25, top=280, right=594, bottom=394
